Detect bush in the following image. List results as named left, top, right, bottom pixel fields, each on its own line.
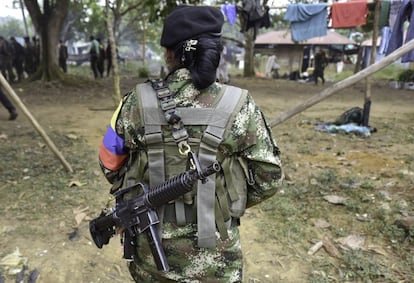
left=138, top=66, right=149, bottom=78
left=397, top=69, right=414, bottom=82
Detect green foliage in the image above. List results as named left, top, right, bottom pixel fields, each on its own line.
left=341, top=250, right=389, bottom=281
left=328, top=63, right=409, bottom=82
left=138, top=65, right=149, bottom=78
left=256, top=159, right=414, bottom=282
left=0, top=18, right=25, bottom=38
left=142, top=0, right=203, bottom=22
left=397, top=69, right=414, bottom=82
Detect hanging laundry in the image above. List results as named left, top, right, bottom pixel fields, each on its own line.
left=240, top=0, right=270, bottom=40
left=284, top=3, right=328, bottom=42
left=378, top=0, right=391, bottom=29
left=379, top=26, right=391, bottom=55
left=331, top=0, right=369, bottom=28
left=386, top=0, right=414, bottom=62
left=389, top=0, right=404, bottom=30
left=221, top=4, right=237, bottom=25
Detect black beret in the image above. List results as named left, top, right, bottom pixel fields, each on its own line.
left=160, top=5, right=224, bottom=48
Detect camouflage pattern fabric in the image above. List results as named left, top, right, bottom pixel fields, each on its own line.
left=128, top=223, right=243, bottom=282
left=101, top=68, right=283, bottom=282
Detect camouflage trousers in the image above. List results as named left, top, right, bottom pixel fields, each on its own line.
left=127, top=223, right=243, bottom=282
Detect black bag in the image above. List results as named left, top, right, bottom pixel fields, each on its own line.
left=333, top=107, right=363, bottom=125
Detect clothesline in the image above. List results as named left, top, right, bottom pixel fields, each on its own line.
left=268, top=0, right=377, bottom=10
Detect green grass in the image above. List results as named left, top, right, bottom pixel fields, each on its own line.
left=255, top=167, right=414, bottom=282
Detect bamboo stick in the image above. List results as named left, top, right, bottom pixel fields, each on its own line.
left=0, top=74, right=74, bottom=173
left=270, top=39, right=414, bottom=128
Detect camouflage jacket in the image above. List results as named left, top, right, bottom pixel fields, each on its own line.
left=98, top=68, right=284, bottom=282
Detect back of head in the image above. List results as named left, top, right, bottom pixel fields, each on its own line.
left=160, top=5, right=224, bottom=90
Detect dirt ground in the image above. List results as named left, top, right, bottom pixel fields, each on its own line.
left=0, top=73, right=413, bottom=283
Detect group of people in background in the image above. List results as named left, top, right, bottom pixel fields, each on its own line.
left=89, top=35, right=113, bottom=79
left=0, top=35, right=40, bottom=84
left=0, top=35, right=40, bottom=121
left=57, top=35, right=114, bottom=79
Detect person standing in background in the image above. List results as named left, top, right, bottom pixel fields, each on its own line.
left=106, top=40, right=112, bottom=77
left=23, top=37, right=36, bottom=75
left=0, top=36, right=16, bottom=83
left=314, top=49, right=328, bottom=85
left=58, top=39, right=68, bottom=73
left=10, top=37, right=25, bottom=82
left=97, top=38, right=105, bottom=78
left=89, top=35, right=99, bottom=79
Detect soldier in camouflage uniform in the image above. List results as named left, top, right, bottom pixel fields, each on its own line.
left=98, top=5, right=283, bottom=282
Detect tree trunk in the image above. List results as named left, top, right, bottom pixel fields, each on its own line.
left=243, top=29, right=255, bottom=77
left=24, top=0, right=69, bottom=81
left=37, top=19, right=63, bottom=81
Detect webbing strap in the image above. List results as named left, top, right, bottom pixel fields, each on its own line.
left=139, top=83, right=167, bottom=236
left=139, top=84, right=165, bottom=187
left=141, top=82, right=187, bottom=226
left=144, top=108, right=232, bottom=127
left=197, top=86, right=243, bottom=248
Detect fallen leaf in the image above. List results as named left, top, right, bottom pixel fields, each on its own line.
left=75, top=212, right=87, bottom=226
left=73, top=206, right=89, bottom=215
left=323, top=195, right=348, bottom=205
left=312, top=218, right=331, bottom=229
left=68, top=180, right=87, bottom=187
left=322, top=235, right=342, bottom=258
left=335, top=234, right=365, bottom=250
left=365, top=244, right=388, bottom=256
left=0, top=133, right=8, bottom=140
left=308, top=241, right=323, bottom=255
left=0, top=247, right=28, bottom=275
left=65, top=133, right=78, bottom=140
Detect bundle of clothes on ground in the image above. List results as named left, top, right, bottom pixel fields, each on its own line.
left=314, top=107, right=377, bottom=137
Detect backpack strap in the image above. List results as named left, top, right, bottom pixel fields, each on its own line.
left=140, top=82, right=245, bottom=248
left=138, top=83, right=167, bottom=234
left=139, top=83, right=165, bottom=187
left=197, top=85, right=243, bottom=248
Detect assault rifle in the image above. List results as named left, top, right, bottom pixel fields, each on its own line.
left=89, top=152, right=220, bottom=271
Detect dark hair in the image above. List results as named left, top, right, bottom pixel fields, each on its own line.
left=171, top=36, right=223, bottom=90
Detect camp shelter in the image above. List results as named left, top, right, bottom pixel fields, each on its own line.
left=255, top=30, right=355, bottom=74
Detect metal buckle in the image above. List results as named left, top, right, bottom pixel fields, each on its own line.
left=156, top=88, right=171, bottom=99
left=178, top=141, right=191, bottom=156
left=150, top=79, right=166, bottom=90
left=172, top=127, right=189, bottom=142
left=160, top=98, right=176, bottom=111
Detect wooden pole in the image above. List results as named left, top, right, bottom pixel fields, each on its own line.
left=363, top=0, right=381, bottom=126
left=270, top=39, right=414, bottom=128
left=105, top=0, right=121, bottom=107
left=0, top=74, right=74, bottom=173
left=18, top=0, right=29, bottom=37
